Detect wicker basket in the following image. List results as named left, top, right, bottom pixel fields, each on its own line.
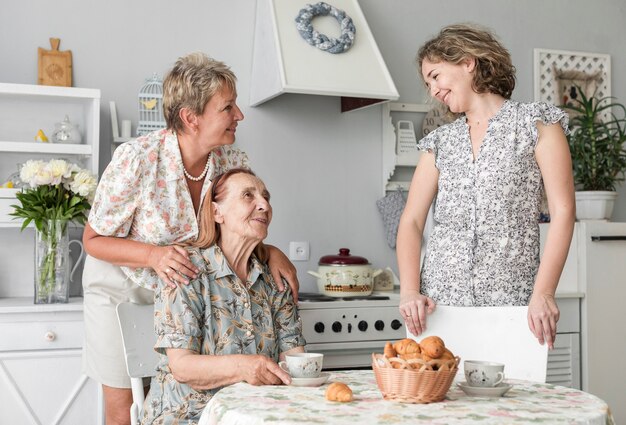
left=372, top=353, right=460, bottom=403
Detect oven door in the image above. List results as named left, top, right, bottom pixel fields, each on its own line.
left=306, top=341, right=382, bottom=370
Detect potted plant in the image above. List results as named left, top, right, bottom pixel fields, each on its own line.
left=563, top=88, right=626, bottom=220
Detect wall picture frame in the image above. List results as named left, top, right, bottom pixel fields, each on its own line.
left=533, top=48, right=611, bottom=121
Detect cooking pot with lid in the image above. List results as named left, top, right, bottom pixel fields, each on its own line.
left=307, top=248, right=383, bottom=297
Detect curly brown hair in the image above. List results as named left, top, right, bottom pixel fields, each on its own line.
left=416, top=24, right=516, bottom=99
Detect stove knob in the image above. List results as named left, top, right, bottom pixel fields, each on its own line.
left=314, top=322, right=325, bottom=333
left=358, top=320, right=368, bottom=332
left=332, top=321, right=342, bottom=333
left=374, top=320, right=384, bottom=331
left=391, top=319, right=403, bottom=330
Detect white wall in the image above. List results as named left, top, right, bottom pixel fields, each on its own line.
left=1, top=0, right=625, bottom=293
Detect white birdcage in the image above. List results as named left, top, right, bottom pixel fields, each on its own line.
left=137, top=73, right=166, bottom=136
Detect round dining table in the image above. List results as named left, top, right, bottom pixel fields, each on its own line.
left=198, top=369, right=614, bottom=425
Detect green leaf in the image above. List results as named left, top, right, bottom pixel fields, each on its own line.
left=563, top=84, right=626, bottom=191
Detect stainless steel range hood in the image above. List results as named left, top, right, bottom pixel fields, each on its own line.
left=250, top=0, right=399, bottom=112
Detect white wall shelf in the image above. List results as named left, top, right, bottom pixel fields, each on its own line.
left=0, top=83, right=100, bottom=175
left=0, top=82, right=99, bottom=99
left=0, top=83, right=100, bottom=227
left=381, top=102, right=430, bottom=194
left=0, top=141, right=92, bottom=155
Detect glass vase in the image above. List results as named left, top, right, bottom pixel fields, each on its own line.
left=34, top=219, right=70, bottom=303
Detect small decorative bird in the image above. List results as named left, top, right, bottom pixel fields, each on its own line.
left=140, top=98, right=158, bottom=110
left=35, top=129, right=49, bottom=142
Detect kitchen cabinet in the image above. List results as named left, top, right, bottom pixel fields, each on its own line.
left=574, top=221, right=626, bottom=424
left=0, top=83, right=102, bottom=424
left=547, top=297, right=581, bottom=389
left=0, top=298, right=102, bottom=424
left=542, top=221, right=626, bottom=424
left=541, top=224, right=582, bottom=389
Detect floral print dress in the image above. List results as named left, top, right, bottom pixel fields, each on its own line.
left=416, top=100, right=569, bottom=306
left=88, top=129, right=249, bottom=289
left=141, top=245, right=306, bottom=424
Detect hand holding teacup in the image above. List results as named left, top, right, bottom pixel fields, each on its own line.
left=279, top=353, right=324, bottom=378
left=464, top=360, right=505, bottom=387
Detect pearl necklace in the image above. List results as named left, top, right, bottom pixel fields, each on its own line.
left=183, top=155, right=211, bottom=181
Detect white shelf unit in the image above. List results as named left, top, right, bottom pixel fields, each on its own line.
left=0, top=82, right=100, bottom=226
left=0, top=83, right=103, bottom=424
left=381, top=102, right=430, bottom=194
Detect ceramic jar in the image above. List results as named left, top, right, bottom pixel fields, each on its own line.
left=307, top=248, right=383, bottom=297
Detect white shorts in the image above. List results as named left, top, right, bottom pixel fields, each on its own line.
left=81, top=255, right=153, bottom=388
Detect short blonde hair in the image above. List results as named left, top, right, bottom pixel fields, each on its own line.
left=163, top=52, right=237, bottom=133
left=192, top=168, right=269, bottom=263
left=417, top=23, right=516, bottom=99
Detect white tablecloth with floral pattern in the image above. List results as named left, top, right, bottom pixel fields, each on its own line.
left=199, top=370, right=614, bottom=425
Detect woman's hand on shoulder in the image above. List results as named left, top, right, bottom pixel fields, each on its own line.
left=241, top=355, right=291, bottom=386
left=527, top=292, right=560, bottom=350
left=266, top=245, right=299, bottom=303
left=147, top=245, right=199, bottom=288
left=399, top=290, right=436, bottom=336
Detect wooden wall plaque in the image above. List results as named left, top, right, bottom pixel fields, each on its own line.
left=38, top=38, right=72, bottom=87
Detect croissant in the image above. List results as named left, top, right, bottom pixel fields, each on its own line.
left=325, top=382, right=353, bottom=402
left=440, top=347, right=455, bottom=361
left=399, top=352, right=423, bottom=361
left=383, top=341, right=397, bottom=358
left=420, top=336, right=445, bottom=359
left=392, top=338, right=421, bottom=355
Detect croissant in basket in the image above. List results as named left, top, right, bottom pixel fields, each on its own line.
left=392, top=338, right=421, bottom=356
left=384, top=341, right=397, bottom=358
left=383, top=336, right=458, bottom=371
left=325, top=382, right=353, bottom=402
left=420, top=336, right=445, bottom=359
left=371, top=352, right=460, bottom=404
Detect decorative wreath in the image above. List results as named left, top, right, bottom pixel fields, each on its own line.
left=295, top=2, right=356, bottom=54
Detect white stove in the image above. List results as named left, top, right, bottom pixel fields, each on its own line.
left=297, top=291, right=405, bottom=369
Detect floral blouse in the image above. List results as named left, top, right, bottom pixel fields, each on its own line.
left=141, top=245, right=306, bottom=425
left=417, top=100, right=569, bottom=306
left=88, top=129, right=249, bottom=289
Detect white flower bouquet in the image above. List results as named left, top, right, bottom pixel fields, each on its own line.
left=10, top=159, right=97, bottom=303
left=11, top=159, right=97, bottom=228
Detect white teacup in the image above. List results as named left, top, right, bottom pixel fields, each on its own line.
left=279, top=353, right=323, bottom=378
left=464, top=360, right=505, bottom=387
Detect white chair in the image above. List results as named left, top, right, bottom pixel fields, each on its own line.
left=409, top=305, right=548, bottom=382
left=116, top=302, right=161, bottom=425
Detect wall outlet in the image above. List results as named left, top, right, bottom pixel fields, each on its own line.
left=289, top=241, right=309, bottom=261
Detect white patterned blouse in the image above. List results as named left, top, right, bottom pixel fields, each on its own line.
left=88, top=128, right=249, bottom=289
left=417, top=100, right=569, bottom=306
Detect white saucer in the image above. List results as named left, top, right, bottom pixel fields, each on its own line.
left=289, top=372, right=331, bottom=387
left=457, top=381, right=512, bottom=397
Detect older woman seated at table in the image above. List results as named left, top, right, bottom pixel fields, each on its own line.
left=142, top=168, right=306, bottom=424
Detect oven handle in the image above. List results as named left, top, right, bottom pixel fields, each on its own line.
left=306, top=341, right=384, bottom=351
left=591, top=235, right=626, bottom=241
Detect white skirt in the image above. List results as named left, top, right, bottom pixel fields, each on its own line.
left=81, top=255, right=153, bottom=388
